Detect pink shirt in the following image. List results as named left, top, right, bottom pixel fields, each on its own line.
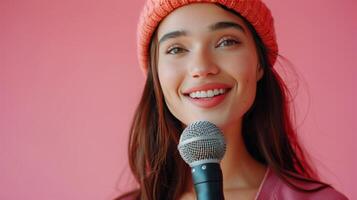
left=255, top=167, right=349, bottom=200
left=120, top=167, right=349, bottom=199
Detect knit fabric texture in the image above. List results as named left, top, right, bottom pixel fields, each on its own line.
left=137, top=0, right=278, bottom=74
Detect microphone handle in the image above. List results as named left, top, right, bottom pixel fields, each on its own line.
left=192, top=163, right=224, bottom=200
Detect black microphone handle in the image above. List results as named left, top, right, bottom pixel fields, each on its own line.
left=192, top=163, right=224, bottom=200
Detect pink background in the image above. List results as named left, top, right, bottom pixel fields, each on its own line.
left=0, top=0, right=356, bottom=199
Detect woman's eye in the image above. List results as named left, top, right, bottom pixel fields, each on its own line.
left=217, top=38, right=239, bottom=48
left=166, top=46, right=186, bottom=55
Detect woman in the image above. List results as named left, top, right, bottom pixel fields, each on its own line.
left=116, top=0, right=348, bottom=199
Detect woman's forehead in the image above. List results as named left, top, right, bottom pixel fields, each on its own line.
left=157, top=3, right=247, bottom=39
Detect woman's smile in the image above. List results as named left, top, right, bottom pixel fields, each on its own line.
left=182, top=82, right=232, bottom=108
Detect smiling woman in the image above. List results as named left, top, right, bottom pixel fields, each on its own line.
left=115, top=1, right=348, bottom=200
left=156, top=4, right=262, bottom=129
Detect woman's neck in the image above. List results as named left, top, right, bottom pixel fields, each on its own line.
left=220, top=120, right=267, bottom=190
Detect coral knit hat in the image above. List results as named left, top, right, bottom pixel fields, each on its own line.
left=137, top=0, right=278, bottom=74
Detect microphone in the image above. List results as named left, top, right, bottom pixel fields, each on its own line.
left=178, top=121, right=226, bottom=200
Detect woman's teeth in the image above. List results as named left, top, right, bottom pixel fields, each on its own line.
left=189, top=89, right=226, bottom=98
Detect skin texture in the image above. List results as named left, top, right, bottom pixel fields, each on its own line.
left=156, top=3, right=267, bottom=200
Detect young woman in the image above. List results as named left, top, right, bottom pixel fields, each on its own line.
left=116, top=0, right=348, bottom=199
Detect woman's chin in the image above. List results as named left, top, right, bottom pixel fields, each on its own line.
left=183, top=114, right=240, bottom=132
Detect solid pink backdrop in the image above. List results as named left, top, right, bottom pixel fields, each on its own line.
left=0, top=0, right=356, bottom=199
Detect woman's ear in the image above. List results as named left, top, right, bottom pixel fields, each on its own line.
left=256, top=64, right=264, bottom=82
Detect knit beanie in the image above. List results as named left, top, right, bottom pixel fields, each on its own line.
left=137, top=0, right=278, bottom=74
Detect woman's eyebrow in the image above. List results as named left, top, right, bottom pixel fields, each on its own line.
left=209, top=21, right=246, bottom=34
left=158, top=21, right=245, bottom=45
left=159, top=30, right=187, bottom=45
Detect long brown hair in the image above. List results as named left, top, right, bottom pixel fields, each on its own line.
left=116, top=4, right=330, bottom=200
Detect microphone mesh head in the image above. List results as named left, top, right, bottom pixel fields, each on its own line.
left=178, top=121, right=226, bottom=167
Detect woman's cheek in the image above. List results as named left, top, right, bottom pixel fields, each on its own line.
left=159, top=58, right=186, bottom=80
left=158, top=60, right=185, bottom=103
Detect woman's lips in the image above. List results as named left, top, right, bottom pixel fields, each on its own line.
left=185, top=90, right=230, bottom=108
left=182, top=83, right=232, bottom=108
left=183, top=83, right=231, bottom=94
left=183, top=83, right=231, bottom=108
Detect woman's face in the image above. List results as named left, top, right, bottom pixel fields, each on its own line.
left=156, top=3, right=263, bottom=130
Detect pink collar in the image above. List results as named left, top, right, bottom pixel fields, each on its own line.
left=254, top=167, right=271, bottom=200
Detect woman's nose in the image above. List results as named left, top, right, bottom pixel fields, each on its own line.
left=189, top=49, right=219, bottom=78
